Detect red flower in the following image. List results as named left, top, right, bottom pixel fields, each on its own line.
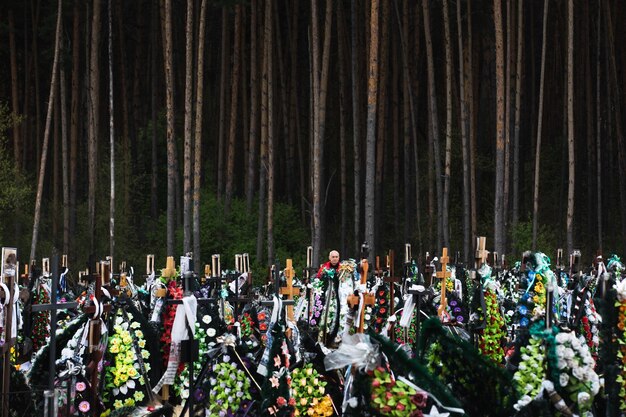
left=276, top=396, right=287, bottom=407
left=288, top=397, right=296, bottom=406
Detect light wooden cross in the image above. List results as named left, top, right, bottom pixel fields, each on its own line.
left=280, top=259, right=298, bottom=323
left=348, top=259, right=376, bottom=333
left=436, top=248, right=452, bottom=320
left=475, top=236, right=489, bottom=268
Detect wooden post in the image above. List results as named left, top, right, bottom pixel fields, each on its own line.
left=279, top=259, right=299, bottom=323
left=423, top=252, right=434, bottom=287
left=384, top=250, right=401, bottom=334
left=347, top=246, right=375, bottom=334
left=475, top=236, right=488, bottom=268
left=436, top=248, right=451, bottom=320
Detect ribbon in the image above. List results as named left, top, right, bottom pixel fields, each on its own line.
left=257, top=296, right=282, bottom=376
left=324, top=333, right=380, bottom=372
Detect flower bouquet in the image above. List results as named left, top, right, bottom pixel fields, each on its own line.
left=370, top=367, right=428, bottom=417
left=291, top=364, right=333, bottom=417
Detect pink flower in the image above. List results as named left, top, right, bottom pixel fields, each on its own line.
left=78, top=401, right=90, bottom=412
left=276, top=396, right=287, bottom=407
left=75, top=382, right=86, bottom=392
left=371, top=379, right=381, bottom=388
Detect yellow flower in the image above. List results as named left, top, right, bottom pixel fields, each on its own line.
left=133, top=391, right=145, bottom=402
left=135, top=330, right=144, bottom=339
left=110, top=344, right=119, bottom=354
left=141, top=350, right=150, bottom=359
left=123, top=398, right=135, bottom=407
left=127, top=367, right=138, bottom=378
left=533, top=295, right=539, bottom=303
left=122, top=335, right=132, bottom=345
left=113, top=400, right=123, bottom=408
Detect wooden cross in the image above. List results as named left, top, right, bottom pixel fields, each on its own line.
left=423, top=252, right=435, bottom=287
left=374, top=256, right=384, bottom=278
left=384, top=250, right=401, bottom=333
left=30, top=254, right=79, bottom=417
left=474, top=236, right=489, bottom=269
left=348, top=245, right=376, bottom=333
left=436, top=248, right=452, bottom=320
left=279, top=259, right=299, bottom=323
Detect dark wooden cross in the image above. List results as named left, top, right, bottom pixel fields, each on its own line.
left=436, top=248, right=452, bottom=320
left=30, top=255, right=79, bottom=417
left=384, top=250, right=401, bottom=334
left=423, top=252, right=434, bottom=287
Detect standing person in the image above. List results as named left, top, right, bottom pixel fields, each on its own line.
left=314, top=250, right=342, bottom=347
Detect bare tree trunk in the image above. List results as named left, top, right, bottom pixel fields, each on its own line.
left=256, top=0, right=269, bottom=264
left=31, top=0, right=62, bottom=262
left=9, top=10, right=21, bottom=171
left=457, top=0, right=471, bottom=263
left=193, top=0, right=207, bottom=272
left=531, top=0, right=549, bottom=250
left=33, top=1, right=42, bottom=174
left=225, top=6, right=242, bottom=215
left=115, top=0, right=130, bottom=217
left=163, top=0, right=176, bottom=256
left=442, top=0, right=452, bottom=248
left=493, top=0, right=505, bottom=255
left=374, top=0, right=388, bottom=251
left=61, top=55, right=70, bottom=255
left=53, top=79, right=60, bottom=245
left=266, top=0, right=275, bottom=265
left=70, top=0, right=79, bottom=251
left=247, top=0, right=259, bottom=212
left=566, top=0, right=575, bottom=254
left=311, top=0, right=321, bottom=265
left=596, top=3, right=602, bottom=253
left=288, top=2, right=304, bottom=223
left=338, top=0, right=349, bottom=256
left=217, top=8, right=229, bottom=202
left=422, top=0, right=443, bottom=250
left=150, top=1, right=158, bottom=220
left=351, top=0, right=362, bottom=253
left=512, top=0, right=523, bottom=238
left=88, top=0, right=102, bottom=254
left=392, top=34, right=400, bottom=242
left=183, top=0, right=194, bottom=253
left=467, top=0, right=477, bottom=244
left=108, top=0, right=115, bottom=259
left=364, top=0, right=379, bottom=261
left=503, top=0, right=512, bottom=252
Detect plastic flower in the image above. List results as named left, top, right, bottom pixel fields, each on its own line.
left=76, top=381, right=86, bottom=392
left=78, top=401, right=90, bottom=412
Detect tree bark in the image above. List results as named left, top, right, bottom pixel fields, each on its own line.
left=88, top=0, right=102, bottom=254
left=493, top=0, right=505, bottom=255
left=532, top=0, right=549, bottom=250
left=9, top=10, right=21, bottom=171
left=566, top=0, right=575, bottom=254
left=162, top=0, right=176, bottom=256
left=217, top=8, right=229, bottom=201
left=422, top=0, right=443, bottom=250
left=467, top=0, right=477, bottom=244
left=150, top=0, right=158, bottom=220
left=364, top=0, right=379, bottom=262
left=61, top=62, right=70, bottom=256
left=596, top=2, right=602, bottom=253
left=503, top=0, right=512, bottom=252
left=247, top=0, right=259, bottom=212
left=70, top=0, right=80, bottom=253
left=512, top=0, right=523, bottom=239
left=194, top=0, right=207, bottom=272
left=183, top=0, right=194, bottom=253
left=115, top=0, right=130, bottom=217
left=457, top=0, right=471, bottom=263
left=338, top=0, right=349, bottom=256
left=30, top=0, right=62, bottom=262
left=108, top=0, right=115, bottom=260
left=266, top=0, right=275, bottom=265
left=442, top=0, right=452, bottom=248
left=351, top=0, right=362, bottom=253
left=225, top=5, right=242, bottom=215
left=374, top=0, right=388, bottom=252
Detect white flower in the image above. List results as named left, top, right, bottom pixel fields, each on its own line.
left=559, top=373, right=569, bottom=387
left=556, top=333, right=569, bottom=344
left=557, top=359, right=567, bottom=370
left=518, top=363, right=527, bottom=371
left=563, top=348, right=575, bottom=360
left=513, top=395, right=532, bottom=411
left=577, top=391, right=591, bottom=404
left=202, top=315, right=212, bottom=324
left=521, top=354, right=530, bottom=361
left=614, top=280, right=626, bottom=301
left=556, top=345, right=566, bottom=359
left=571, top=337, right=582, bottom=349
left=207, top=328, right=216, bottom=337
left=572, top=366, right=586, bottom=381
left=590, top=378, right=601, bottom=395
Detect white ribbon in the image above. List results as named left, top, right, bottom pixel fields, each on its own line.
left=0, top=283, right=9, bottom=306
left=324, top=333, right=380, bottom=372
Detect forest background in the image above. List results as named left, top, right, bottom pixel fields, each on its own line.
left=0, top=0, right=625, bottom=280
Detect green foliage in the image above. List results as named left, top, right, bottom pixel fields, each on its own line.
left=509, top=219, right=559, bottom=260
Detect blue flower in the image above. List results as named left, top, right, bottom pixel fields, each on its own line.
left=520, top=317, right=529, bottom=327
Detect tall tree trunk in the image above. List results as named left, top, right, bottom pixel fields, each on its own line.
left=422, top=0, right=443, bottom=250
left=338, top=0, right=349, bottom=256
left=61, top=62, right=70, bottom=256
left=183, top=0, right=194, bottom=253
left=256, top=0, right=269, bottom=264
left=442, top=0, right=452, bottom=248
left=217, top=9, right=229, bottom=201
left=288, top=2, right=304, bottom=223
left=9, top=10, right=21, bottom=171
left=596, top=3, right=602, bottom=253
left=364, top=0, right=379, bottom=261
left=566, top=0, right=575, bottom=254
left=603, top=0, right=626, bottom=254
left=247, top=0, right=259, bottom=212
left=33, top=1, right=42, bottom=174
left=457, top=0, right=471, bottom=263
left=225, top=6, right=242, bottom=215
left=88, top=0, right=102, bottom=254
left=115, top=0, right=130, bottom=217
left=532, top=0, right=549, bottom=250
left=30, top=0, right=62, bottom=262
left=150, top=1, right=158, bottom=220
left=467, top=0, right=477, bottom=244
left=512, top=0, right=523, bottom=240
left=584, top=1, right=594, bottom=247
left=162, top=0, right=176, bottom=256
left=70, top=0, right=79, bottom=253
left=374, top=0, right=388, bottom=251
left=108, top=0, right=115, bottom=259
left=311, top=0, right=321, bottom=265
left=193, top=0, right=207, bottom=272
left=53, top=79, right=60, bottom=245
left=503, top=0, right=512, bottom=252
left=493, top=0, right=505, bottom=255
left=351, top=0, right=362, bottom=253
left=266, top=0, right=275, bottom=265
left=392, top=33, right=400, bottom=244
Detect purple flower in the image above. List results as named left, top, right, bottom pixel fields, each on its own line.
left=449, top=300, right=457, bottom=307
left=456, top=316, right=464, bottom=323
left=453, top=307, right=462, bottom=314
left=310, top=319, right=317, bottom=325
left=194, top=389, right=206, bottom=402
